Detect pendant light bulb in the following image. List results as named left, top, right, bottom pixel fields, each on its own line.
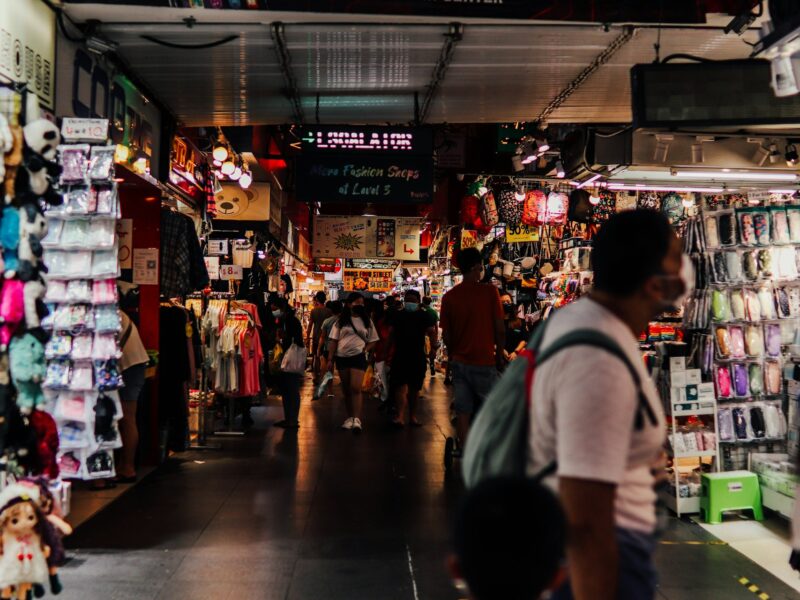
left=230, top=166, right=242, bottom=181
left=239, top=170, right=253, bottom=189
left=514, top=189, right=526, bottom=202
left=221, top=159, right=235, bottom=176
left=478, top=185, right=488, bottom=196
left=212, top=143, right=229, bottom=162
left=589, top=194, right=601, bottom=205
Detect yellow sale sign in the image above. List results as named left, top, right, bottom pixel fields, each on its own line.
left=506, top=224, right=540, bottom=243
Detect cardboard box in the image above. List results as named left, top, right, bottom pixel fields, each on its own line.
left=685, top=369, right=702, bottom=385
left=670, top=371, right=687, bottom=387
left=669, top=357, right=687, bottom=372
left=697, top=382, right=716, bottom=401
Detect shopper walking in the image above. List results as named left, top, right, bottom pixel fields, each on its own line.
left=327, top=292, right=379, bottom=433
left=317, top=300, right=342, bottom=399
left=440, top=248, right=505, bottom=450
left=529, top=210, right=685, bottom=600
left=421, top=296, right=439, bottom=376
left=503, top=303, right=528, bottom=364
left=272, top=297, right=304, bottom=429
left=116, top=309, right=149, bottom=482
left=388, top=290, right=437, bottom=427
left=306, top=291, right=332, bottom=381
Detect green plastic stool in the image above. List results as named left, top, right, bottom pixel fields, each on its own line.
left=700, top=471, right=764, bottom=524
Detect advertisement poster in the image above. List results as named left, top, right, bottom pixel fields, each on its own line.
left=313, top=216, right=368, bottom=259
left=133, top=248, right=158, bottom=285
left=215, top=182, right=270, bottom=221
left=314, top=215, right=421, bottom=260
left=343, top=269, right=394, bottom=293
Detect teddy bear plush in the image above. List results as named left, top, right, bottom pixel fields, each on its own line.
left=8, top=333, right=45, bottom=414
left=23, top=277, right=46, bottom=330
left=17, top=203, right=47, bottom=282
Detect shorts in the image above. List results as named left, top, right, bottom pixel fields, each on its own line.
left=335, top=353, right=368, bottom=372
left=452, top=361, right=499, bottom=417
left=120, top=363, right=147, bottom=403
left=390, top=357, right=426, bottom=393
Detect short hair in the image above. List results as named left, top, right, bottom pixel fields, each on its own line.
left=457, top=247, right=483, bottom=274
left=346, top=291, right=364, bottom=304
left=404, top=289, right=421, bottom=302
left=454, top=477, right=565, bottom=600
left=270, top=297, right=288, bottom=311
left=422, top=296, right=433, bottom=306
left=329, top=300, right=343, bottom=315
left=314, top=291, right=326, bottom=304
left=592, top=209, right=674, bottom=297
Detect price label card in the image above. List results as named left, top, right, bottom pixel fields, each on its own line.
left=219, top=264, right=243, bottom=280
left=506, top=224, right=540, bottom=243
left=207, top=240, right=229, bottom=256
left=61, top=118, right=109, bottom=143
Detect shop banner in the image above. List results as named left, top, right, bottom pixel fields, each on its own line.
left=506, top=223, right=540, bottom=243
left=0, top=0, right=55, bottom=109
left=301, top=126, right=432, bottom=155
left=170, top=133, right=208, bottom=204
left=215, top=182, right=270, bottom=221
left=297, top=155, right=433, bottom=204
left=345, top=259, right=398, bottom=270
left=298, top=235, right=312, bottom=265
left=344, top=269, right=394, bottom=293
left=314, top=215, right=422, bottom=261
left=56, top=31, right=162, bottom=179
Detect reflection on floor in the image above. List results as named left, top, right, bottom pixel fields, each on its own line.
left=55, top=374, right=800, bottom=599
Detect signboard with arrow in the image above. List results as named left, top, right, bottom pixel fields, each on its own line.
left=314, top=215, right=421, bottom=261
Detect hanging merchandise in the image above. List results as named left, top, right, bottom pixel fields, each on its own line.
left=591, top=190, right=617, bottom=223
left=540, top=191, right=568, bottom=226
left=460, top=195, right=480, bottom=227
left=42, top=118, right=125, bottom=482
left=522, top=190, right=542, bottom=226
left=567, top=189, right=592, bottom=224
left=479, top=191, right=499, bottom=228
left=160, top=207, right=209, bottom=298
left=495, top=186, right=523, bottom=225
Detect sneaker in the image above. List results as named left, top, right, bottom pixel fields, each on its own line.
left=341, top=417, right=355, bottom=430
left=352, top=418, right=363, bottom=433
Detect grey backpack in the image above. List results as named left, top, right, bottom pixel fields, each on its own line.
left=462, top=321, right=657, bottom=488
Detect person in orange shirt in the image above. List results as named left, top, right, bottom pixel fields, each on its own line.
left=440, top=248, right=505, bottom=452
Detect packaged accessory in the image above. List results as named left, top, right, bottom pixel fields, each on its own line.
left=733, top=407, right=749, bottom=439
left=738, top=212, right=756, bottom=246
left=61, top=219, right=91, bottom=247
left=758, top=248, right=773, bottom=277
left=59, top=145, right=90, bottom=184
left=730, top=288, right=746, bottom=321
left=94, top=187, right=116, bottom=215
left=44, top=280, right=67, bottom=303
left=745, top=325, right=764, bottom=357
left=711, top=289, right=731, bottom=322
left=753, top=210, right=771, bottom=245
left=765, top=323, right=782, bottom=357
left=84, top=449, right=114, bottom=479
left=70, top=334, right=93, bottom=361
left=92, top=334, right=119, bottom=360
left=64, top=187, right=91, bottom=215
left=788, top=207, right=800, bottom=242
left=749, top=363, right=764, bottom=395
left=758, top=286, right=776, bottom=320
left=88, top=145, right=115, bottom=181
left=729, top=325, right=745, bottom=358
left=725, top=251, right=743, bottom=282
left=45, top=335, right=71, bottom=360
left=704, top=216, right=720, bottom=249
left=765, top=360, right=782, bottom=395
left=715, top=327, right=732, bottom=359
left=772, top=208, right=790, bottom=244
left=94, top=305, right=121, bottom=333
left=743, top=250, right=759, bottom=281
left=775, top=286, right=791, bottom=318
left=42, top=219, right=63, bottom=247
left=44, top=361, right=70, bottom=389
left=69, top=363, right=94, bottom=391
left=54, top=394, right=90, bottom=423
left=59, top=421, right=88, bottom=449
left=749, top=406, right=766, bottom=438
left=745, top=288, right=762, bottom=321
left=777, top=246, right=799, bottom=279
left=91, top=250, right=118, bottom=278
left=94, top=359, right=123, bottom=391
left=57, top=451, right=83, bottom=478
left=92, top=279, right=118, bottom=304
left=716, top=364, right=732, bottom=397
left=65, top=280, right=92, bottom=304
left=713, top=252, right=729, bottom=283
left=86, top=218, right=115, bottom=249
left=733, top=363, right=749, bottom=397
left=718, top=408, right=734, bottom=441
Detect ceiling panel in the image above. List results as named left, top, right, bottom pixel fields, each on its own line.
left=90, top=10, right=757, bottom=126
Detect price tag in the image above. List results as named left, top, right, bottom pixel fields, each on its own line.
left=506, top=224, right=540, bottom=243
left=61, top=118, right=109, bottom=143
left=207, top=240, right=229, bottom=256
left=219, top=264, right=243, bottom=280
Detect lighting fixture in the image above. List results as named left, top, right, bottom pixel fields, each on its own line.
left=514, top=189, right=526, bottom=202
left=770, top=189, right=799, bottom=194
left=752, top=144, right=770, bottom=167
left=769, top=144, right=781, bottom=164
left=535, top=139, right=550, bottom=154
left=213, top=159, right=222, bottom=167
left=786, top=144, right=799, bottom=167
left=555, top=160, right=565, bottom=179
left=239, top=168, right=252, bottom=189
left=577, top=174, right=602, bottom=189
left=85, top=34, right=119, bottom=56
left=477, top=185, right=488, bottom=196
left=607, top=183, right=725, bottom=193
left=212, top=141, right=229, bottom=162
left=114, top=144, right=130, bottom=163
left=220, top=158, right=236, bottom=176
left=682, top=195, right=696, bottom=208
left=589, top=194, right=601, bottom=205
left=364, top=203, right=377, bottom=217
left=653, top=134, right=674, bottom=163
left=672, top=170, right=798, bottom=181
left=230, top=164, right=243, bottom=181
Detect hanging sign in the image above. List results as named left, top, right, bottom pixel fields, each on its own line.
left=506, top=223, right=540, bottom=243
left=314, top=215, right=422, bottom=260
left=204, top=256, right=220, bottom=280
left=460, top=229, right=478, bottom=249
left=343, top=269, right=395, bottom=293
left=219, top=264, right=244, bottom=280
left=0, top=0, right=55, bottom=109
left=313, top=216, right=368, bottom=258
left=207, top=239, right=229, bottom=256
left=301, top=126, right=432, bottom=154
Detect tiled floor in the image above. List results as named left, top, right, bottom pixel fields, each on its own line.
left=58, top=374, right=800, bottom=599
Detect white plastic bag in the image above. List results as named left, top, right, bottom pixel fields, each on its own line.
left=281, top=343, right=307, bottom=374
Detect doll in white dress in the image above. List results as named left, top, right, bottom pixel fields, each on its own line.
left=0, top=484, right=49, bottom=600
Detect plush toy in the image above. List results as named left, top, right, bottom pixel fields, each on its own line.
left=2, top=126, right=22, bottom=202
left=20, top=478, right=69, bottom=597
left=0, top=205, right=20, bottom=279
left=13, top=118, right=61, bottom=208
left=0, top=115, right=13, bottom=184
left=0, top=483, right=49, bottom=600
left=23, top=278, right=46, bottom=330
left=28, top=411, right=58, bottom=480
left=0, top=280, right=24, bottom=351
left=9, top=334, right=45, bottom=414
left=17, top=204, right=47, bottom=282
left=94, top=394, right=117, bottom=443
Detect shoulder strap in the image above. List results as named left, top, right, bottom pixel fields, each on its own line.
left=119, top=322, right=134, bottom=350
left=535, top=328, right=658, bottom=431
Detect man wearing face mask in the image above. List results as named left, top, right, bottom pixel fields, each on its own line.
left=528, top=210, right=692, bottom=600
left=441, top=248, right=505, bottom=451
left=388, top=289, right=438, bottom=427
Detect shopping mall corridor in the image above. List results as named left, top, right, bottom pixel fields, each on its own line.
left=59, top=375, right=800, bottom=600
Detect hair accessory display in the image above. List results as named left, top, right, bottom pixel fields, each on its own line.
left=732, top=363, right=749, bottom=397
left=718, top=212, right=737, bottom=246
left=730, top=289, right=746, bottom=320
left=745, top=325, right=764, bottom=357
left=716, top=364, right=732, bottom=397
left=729, top=326, right=745, bottom=358
left=711, top=289, right=731, bottom=322
left=772, top=209, right=790, bottom=244
left=718, top=408, right=734, bottom=441
left=91, top=279, right=117, bottom=304
left=749, top=363, right=763, bottom=395
left=725, top=251, right=742, bottom=282
left=705, top=216, right=720, bottom=248
left=59, top=145, right=89, bottom=185
left=743, top=250, right=759, bottom=281
left=739, top=212, right=755, bottom=246
left=715, top=326, right=731, bottom=359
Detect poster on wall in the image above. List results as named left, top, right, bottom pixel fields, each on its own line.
left=0, top=0, right=55, bottom=109
left=314, top=215, right=421, bottom=260
left=343, top=269, right=394, bottom=293
left=214, top=182, right=270, bottom=221
left=313, top=216, right=368, bottom=259
left=133, top=248, right=158, bottom=285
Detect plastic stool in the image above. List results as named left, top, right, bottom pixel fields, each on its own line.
left=700, top=471, right=763, bottom=524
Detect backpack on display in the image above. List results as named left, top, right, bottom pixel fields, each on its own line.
left=522, top=190, right=543, bottom=225
left=460, top=195, right=480, bottom=227
left=462, top=322, right=658, bottom=488
left=661, top=192, right=686, bottom=224
left=567, top=189, right=592, bottom=223
left=480, top=192, right=499, bottom=228
left=496, top=186, right=523, bottom=225
left=591, top=190, right=617, bottom=223
left=637, top=191, right=662, bottom=211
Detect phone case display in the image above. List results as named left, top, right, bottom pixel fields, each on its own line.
left=44, top=122, right=124, bottom=480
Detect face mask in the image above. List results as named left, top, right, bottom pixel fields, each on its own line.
left=404, top=302, right=419, bottom=312
left=656, top=254, right=695, bottom=311
left=272, top=310, right=282, bottom=318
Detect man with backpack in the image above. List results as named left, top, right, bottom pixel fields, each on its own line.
left=464, top=210, right=691, bottom=600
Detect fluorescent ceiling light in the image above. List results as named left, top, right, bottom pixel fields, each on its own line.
left=607, top=183, right=724, bottom=193
left=577, top=174, right=602, bottom=189
left=672, top=170, right=798, bottom=181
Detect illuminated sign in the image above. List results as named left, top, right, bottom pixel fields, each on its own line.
left=302, top=127, right=431, bottom=154
left=343, top=269, right=394, bottom=293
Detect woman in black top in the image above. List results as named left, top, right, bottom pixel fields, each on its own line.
left=272, top=297, right=305, bottom=428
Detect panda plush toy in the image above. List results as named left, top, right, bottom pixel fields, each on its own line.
left=13, top=118, right=62, bottom=208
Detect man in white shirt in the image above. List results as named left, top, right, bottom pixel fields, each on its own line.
left=529, top=210, right=692, bottom=600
